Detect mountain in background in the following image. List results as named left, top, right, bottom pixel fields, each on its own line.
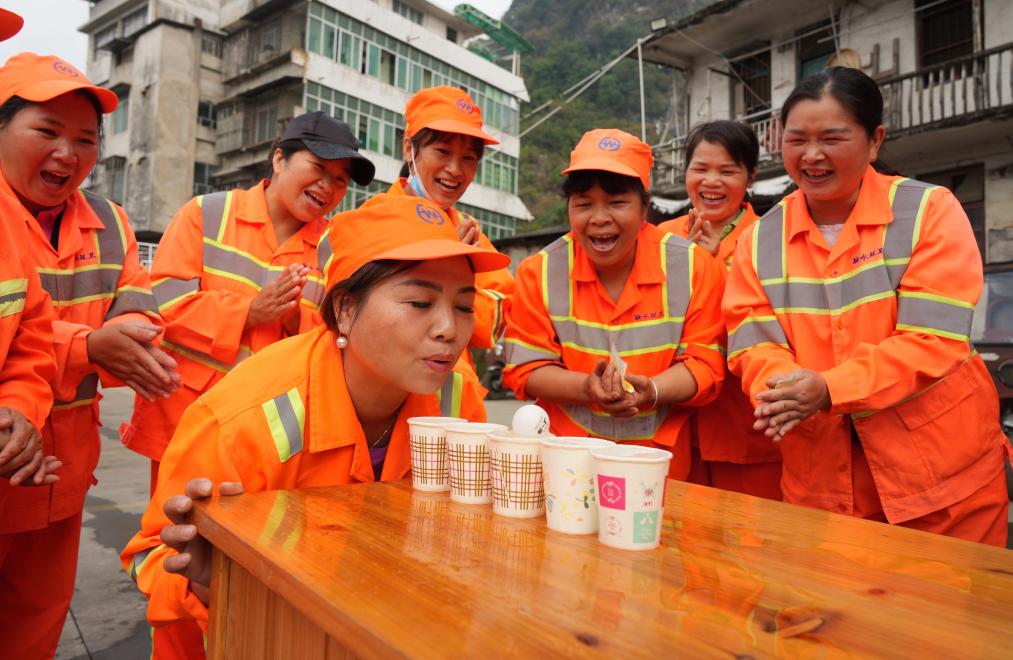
left=503, top=0, right=716, bottom=231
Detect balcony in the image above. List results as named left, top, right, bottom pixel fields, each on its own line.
left=651, top=42, right=1013, bottom=194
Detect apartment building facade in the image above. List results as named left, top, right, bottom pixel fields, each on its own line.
left=641, top=0, right=1013, bottom=262
left=79, top=0, right=531, bottom=254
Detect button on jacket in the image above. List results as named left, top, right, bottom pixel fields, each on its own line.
left=724, top=167, right=1009, bottom=523
left=503, top=222, right=726, bottom=478
left=121, top=181, right=330, bottom=463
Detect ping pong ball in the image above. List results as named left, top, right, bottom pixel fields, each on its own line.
left=512, top=404, right=550, bottom=436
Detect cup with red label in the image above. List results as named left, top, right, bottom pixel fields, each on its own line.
left=407, top=416, right=466, bottom=492
left=589, top=444, right=672, bottom=550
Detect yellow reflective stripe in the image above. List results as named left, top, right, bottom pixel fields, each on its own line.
left=437, top=372, right=464, bottom=417
left=898, top=290, right=974, bottom=309
left=50, top=293, right=115, bottom=307
left=0, top=278, right=27, bottom=297
left=895, top=324, right=969, bottom=341
left=202, top=264, right=261, bottom=290
left=263, top=399, right=291, bottom=462
left=775, top=290, right=897, bottom=316
left=887, top=177, right=904, bottom=206
left=217, top=192, right=233, bottom=243
left=160, top=339, right=232, bottom=374
left=912, top=187, right=932, bottom=251
left=727, top=341, right=791, bottom=361
left=128, top=543, right=166, bottom=583
left=750, top=220, right=761, bottom=275
left=760, top=258, right=890, bottom=287
left=261, top=388, right=306, bottom=463
left=559, top=340, right=681, bottom=358
left=678, top=342, right=725, bottom=355
left=0, top=297, right=25, bottom=318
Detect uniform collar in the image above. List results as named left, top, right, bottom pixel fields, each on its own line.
left=66, top=191, right=107, bottom=229
left=786, top=166, right=893, bottom=240
left=235, top=179, right=327, bottom=248
left=572, top=221, right=666, bottom=284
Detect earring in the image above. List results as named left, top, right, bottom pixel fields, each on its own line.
left=336, top=335, right=348, bottom=348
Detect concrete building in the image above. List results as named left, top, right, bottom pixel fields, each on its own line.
left=79, top=0, right=531, bottom=259
left=640, top=0, right=1013, bottom=262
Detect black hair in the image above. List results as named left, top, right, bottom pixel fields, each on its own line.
left=0, top=93, right=105, bottom=145
left=398, top=128, right=486, bottom=178
left=780, top=66, right=898, bottom=175
left=561, top=169, right=649, bottom=207
left=321, top=259, right=419, bottom=332
left=265, top=139, right=304, bottom=179
left=685, top=120, right=759, bottom=175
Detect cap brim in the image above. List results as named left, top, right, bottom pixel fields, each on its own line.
left=303, top=139, right=376, bottom=186
left=373, top=238, right=510, bottom=273
left=417, top=118, right=499, bottom=145
left=0, top=10, right=23, bottom=42
left=17, top=80, right=119, bottom=113
left=561, top=157, right=649, bottom=189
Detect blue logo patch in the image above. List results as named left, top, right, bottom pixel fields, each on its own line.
left=598, top=136, right=621, bottom=152
left=416, top=203, right=445, bottom=225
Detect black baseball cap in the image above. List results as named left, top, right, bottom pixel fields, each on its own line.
left=277, top=111, right=375, bottom=186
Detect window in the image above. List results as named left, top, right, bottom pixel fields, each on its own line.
left=457, top=203, right=518, bottom=239
left=201, top=34, right=223, bottom=58
left=446, top=27, right=458, bottom=44
left=393, top=0, right=423, bottom=25
left=197, top=101, right=217, bottom=130
left=919, top=164, right=985, bottom=257
left=917, top=0, right=975, bottom=69
left=254, top=105, right=278, bottom=144
left=797, top=20, right=836, bottom=81
left=106, top=157, right=126, bottom=203
left=193, top=162, right=216, bottom=196
left=110, top=92, right=129, bottom=134
left=260, top=21, right=281, bottom=53
left=94, top=25, right=115, bottom=54
left=730, top=47, right=772, bottom=117
left=122, top=7, right=147, bottom=38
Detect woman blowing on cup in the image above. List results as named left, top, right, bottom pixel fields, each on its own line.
left=503, top=129, right=726, bottom=478
left=725, top=67, right=1009, bottom=545
left=122, top=194, right=504, bottom=659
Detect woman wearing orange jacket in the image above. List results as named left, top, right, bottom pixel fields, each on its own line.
left=121, top=112, right=375, bottom=489
left=122, top=194, right=503, bottom=659
left=503, top=129, right=726, bottom=478
left=385, top=86, right=514, bottom=358
left=725, top=67, right=1009, bottom=546
left=657, top=121, right=781, bottom=500
left=0, top=53, right=175, bottom=657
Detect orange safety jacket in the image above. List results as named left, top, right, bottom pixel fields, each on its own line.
left=121, top=181, right=330, bottom=462
left=724, top=167, right=1009, bottom=522
left=121, top=324, right=487, bottom=633
left=502, top=222, right=726, bottom=478
left=658, top=206, right=779, bottom=464
left=0, top=186, right=159, bottom=532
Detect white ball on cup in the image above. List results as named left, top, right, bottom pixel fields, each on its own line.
left=512, top=404, right=551, bottom=436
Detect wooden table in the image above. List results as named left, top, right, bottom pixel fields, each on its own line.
left=193, top=479, right=1013, bottom=658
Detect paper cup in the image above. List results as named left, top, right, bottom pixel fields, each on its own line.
left=589, top=445, right=672, bottom=550
left=444, top=422, right=507, bottom=504
left=540, top=436, right=615, bottom=534
left=407, top=416, right=465, bottom=492
left=487, top=432, right=545, bottom=518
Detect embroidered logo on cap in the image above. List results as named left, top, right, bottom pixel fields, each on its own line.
left=415, top=203, right=445, bottom=225
left=53, top=61, right=81, bottom=78
left=455, top=98, right=474, bottom=114
left=598, top=136, right=621, bottom=152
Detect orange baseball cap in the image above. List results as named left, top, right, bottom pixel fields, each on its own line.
left=0, top=52, right=118, bottom=113
left=0, top=8, right=23, bottom=42
left=404, top=86, right=499, bottom=145
left=561, top=128, right=654, bottom=191
left=325, top=193, right=510, bottom=285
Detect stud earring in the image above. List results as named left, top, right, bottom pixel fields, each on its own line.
left=336, top=335, right=348, bottom=348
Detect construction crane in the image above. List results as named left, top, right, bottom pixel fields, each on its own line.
left=454, top=4, right=532, bottom=75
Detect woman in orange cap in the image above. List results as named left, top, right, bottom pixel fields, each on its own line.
left=502, top=129, right=726, bottom=477
left=120, top=111, right=375, bottom=493
left=657, top=121, right=781, bottom=500
left=388, top=86, right=514, bottom=365
left=0, top=52, right=174, bottom=656
left=725, top=67, right=1009, bottom=545
left=122, top=193, right=504, bottom=659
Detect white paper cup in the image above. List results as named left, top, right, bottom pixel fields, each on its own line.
left=487, top=431, right=545, bottom=518
left=540, top=437, right=615, bottom=534
left=589, top=445, right=672, bottom=550
left=444, top=422, right=507, bottom=504
left=407, top=416, right=465, bottom=492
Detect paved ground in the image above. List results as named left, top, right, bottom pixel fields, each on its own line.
left=54, top=389, right=524, bottom=659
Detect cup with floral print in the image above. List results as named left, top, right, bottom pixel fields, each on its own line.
left=540, top=436, right=615, bottom=534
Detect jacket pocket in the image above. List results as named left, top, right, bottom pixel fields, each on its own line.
left=895, top=363, right=976, bottom=431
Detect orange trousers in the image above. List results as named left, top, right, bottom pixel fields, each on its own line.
left=852, top=438, right=1008, bottom=547
left=152, top=620, right=205, bottom=660
left=687, top=445, right=784, bottom=501
left=0, top=510, right=83, bottom=659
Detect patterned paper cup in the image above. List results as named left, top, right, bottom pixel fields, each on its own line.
left=540, top=437, right=615, bottom=535
left=407, top=416, right=466, bottom=492
left=589, top=445, right=672, bottom=550
left=487, top=431, right=546, bottom=518
left=444, top=422, right=507, bottom=504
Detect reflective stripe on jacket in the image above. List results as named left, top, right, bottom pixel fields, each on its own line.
left=121, top=181, right=329, bottom=462
left=0, top=188, right=158, bottom=533
left=121, top=325, right=487, bottom=633
left=724, top=167, right=1009, bottom=522
left=503, top=222, right=725, bottom=477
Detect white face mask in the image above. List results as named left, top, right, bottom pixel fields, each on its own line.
left=406, top=147, right=435, bottom=204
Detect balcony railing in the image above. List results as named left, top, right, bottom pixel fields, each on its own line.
left=880, top=42, right=1013, bottom=135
